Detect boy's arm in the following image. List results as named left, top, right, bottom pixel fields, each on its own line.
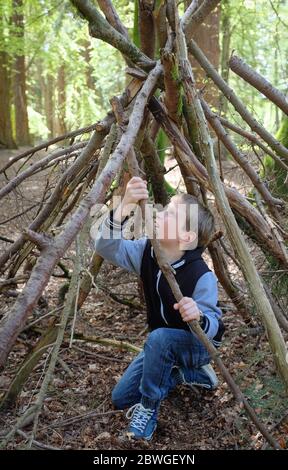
left=191, top=271, right=223, bottom=342
left=93, top=176, right=149, bottom=276
left=94, top=209, right=147, bottom=276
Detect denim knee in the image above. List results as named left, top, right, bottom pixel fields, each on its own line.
left=111, top=384, right=124, bottom=409
left=111, top=386, right=120, bottom=408
left=112, top=381, right=142, bottom=410
left=146, top=328, right=171, bottom=347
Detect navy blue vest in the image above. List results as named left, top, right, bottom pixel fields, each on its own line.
left=140, top=239, right=211, bottom=332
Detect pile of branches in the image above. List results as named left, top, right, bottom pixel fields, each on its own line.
left=0, top=0, right=288, bottom=449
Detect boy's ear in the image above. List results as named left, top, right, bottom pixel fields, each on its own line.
left=181, top=231, right=197, bottom=243
left=179, top=231, right=198, bottom=250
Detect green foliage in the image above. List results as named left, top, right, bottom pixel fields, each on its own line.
left=170, top=61, right=184, bottom=117
left=132, top=0, right=140, bottom=48
left=1, top=0, right=288, bottom=145
left=244, top=375, right=287, bottom=423
left=275, top=117, right=288, bottom=149
left=0, top=0, right=130, bottom=141
left=260, top=116, right=288, bottom=307
left=156, top=129, right=176, bottom=196
left=224, top=0, right=288, bottom=135
left=261, top=117, right=288, bottom=202
left=27, top=106, right=50, bottom=140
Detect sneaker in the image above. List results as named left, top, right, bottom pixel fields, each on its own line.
left=172, top=363, right=218, bottom=390
left=126, top=403, right=157, bottom=440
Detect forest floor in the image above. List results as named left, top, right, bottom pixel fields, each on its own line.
left=0, top=147, right=288, bottom=450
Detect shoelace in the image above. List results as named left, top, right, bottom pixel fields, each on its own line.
left=126, top=403, right=154, bottom=432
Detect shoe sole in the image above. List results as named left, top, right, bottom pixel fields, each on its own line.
left=127, top=424, right=157, bottom=441
left=183, top=364, right=218, bottom=390
left=173, top=364, right=218, bottom=390
left=199, top=364, right=218, bottom=389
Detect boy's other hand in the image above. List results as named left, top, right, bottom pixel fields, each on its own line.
left=173, top=297, right=200, bottom=323
left=123, top=176, right=149, bottom=206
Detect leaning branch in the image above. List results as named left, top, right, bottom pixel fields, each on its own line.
left=148, top=96, right=288, bottom=269
left=97, top=0, right=129, bottom=38
left=70, top=0, right=155, bottom=70
left=0, top=123, right=97, bottom=175
left=184, top=0, right=221, bottom=39
left=200, top=98, right=284, bottom=217
left=188, top=39, right=288, bottom=162
left=229, top=54, right=288, bottom=116
left=218, top=116, right=288, bottom=174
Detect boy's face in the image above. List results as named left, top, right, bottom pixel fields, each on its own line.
left=154, top=196, right=197, bottom=249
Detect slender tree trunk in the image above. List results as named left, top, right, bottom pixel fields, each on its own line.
left=55, top=65, right=67, bottom=136
left=219, top=0, right=231, bottom=117
left=12, top=0, right=30, bottom=146
left=81, top=39, right=95, bottom=90
left=186, top=0, right=220, bottom=108
left=33, top=59, right=44, bottom=115
left=138, top=0, right=156, bottom=59
left=0, top=50, right=16, bottom=149
left=0, top=6, right=16, bottom=149
left=44, top=74, right=55, bottom=138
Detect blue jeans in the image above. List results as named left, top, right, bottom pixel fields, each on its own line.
left=112, top=327, right=211, bottom=410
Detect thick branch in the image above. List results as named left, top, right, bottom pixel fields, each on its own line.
left=200, top=98, right=284, bottom=216
left=181, top=0, right=199, bottom=32
left=229, top=54, right=288, bottom=116
left=138, top=0, right=156, bottom=60
left=0, top=142, right=87, bottom=201
left=70, top=0, right=155, bottom=70
left=188, top=39, right=288, bottom=161
left=218, top=116, right=288, bottom=174
left=154, top=0, right=167, bottom=50
left=0, top=123, right=97, bottom=175
left=161, top=48, right=182, bottom=124
left=184, top=0, right=221, bottom=38
left=97, top=0, right=129, bottom=38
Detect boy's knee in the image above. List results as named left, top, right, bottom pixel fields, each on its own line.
left=146, top=328, right=170, bottom=346
left=111, top=386, right=124, bottom=410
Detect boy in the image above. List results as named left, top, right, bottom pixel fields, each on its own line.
left=93, top=176, right=224, bottom=441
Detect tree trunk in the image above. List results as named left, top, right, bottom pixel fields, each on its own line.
left=0, top=50, right=16, bottom=149
left=185, top=0, right=220, bottom=108
left=81, top=39, right=95, bottom=90
left=12, top=0, right=31, bottom=146
left=44, top=74, right=55, bottom=138
left=54, top=65, right=67, bottom=136
left=219, top=0, right=231, bottom=117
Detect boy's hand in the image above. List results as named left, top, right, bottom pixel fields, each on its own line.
left=173, top=297, right=200, bottom=323
left=123, top=176, right=149, bottom=206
